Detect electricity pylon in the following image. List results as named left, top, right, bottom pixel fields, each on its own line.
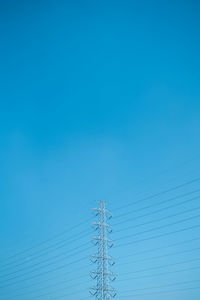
left=90, top=201, right=116, bottom=300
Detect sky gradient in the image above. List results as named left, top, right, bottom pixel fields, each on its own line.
left=0, top=0, right=200, bottom=299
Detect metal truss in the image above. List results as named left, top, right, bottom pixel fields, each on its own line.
left=90, top=201, right=116, bottom=300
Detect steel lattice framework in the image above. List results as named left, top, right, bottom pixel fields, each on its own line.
left=90, top=201, right=116, bottom=300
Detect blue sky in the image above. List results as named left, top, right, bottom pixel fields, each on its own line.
left=0, top=0, right=200, bottom=299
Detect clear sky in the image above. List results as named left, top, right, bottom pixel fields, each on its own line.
left=0, top=0, right=200, bottom=299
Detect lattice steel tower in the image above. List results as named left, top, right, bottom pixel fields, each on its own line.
left=90, top=201, right=116, bottom=300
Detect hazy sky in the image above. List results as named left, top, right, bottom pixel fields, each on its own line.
left=0, top=0, right=200, bottom=299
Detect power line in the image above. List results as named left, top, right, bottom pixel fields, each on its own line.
left=3, top=248, right=200, bottom=296
left=7, top=279, right=200, bottom=300
left=47, top=289, right=89, bottom=300
left=4, top=189, right=198, bottom=273
left=37, top=288, right=87, bottom=300
left=1, top=232, right=90, bottom=271
left=113, top=192, right=200, bottom=228
left=121, top=286, right=200, bottom=298
left=113, top=177, right=200, bottom=212
left=115, top=213, right=200, bottom=242
left=114, top=202, right=200, bottom=234
left=1, top=217, right=92, bottom=264
left=118, top=246, right=200, bottom=266
left=2, top=216, right=199, bottom=285
left=117, top=224, right=200, bottom=248
left=0, top=250, right=89, bottom=280
left=1, top=272, right=88, bottom=297
left=4, top=181, right=197, bottom=273
left=117, top=236, right=200, bottom=260
left=121, top=279, right=200, bottom=293
left=5, top=192, right=197, bottom=274
left=120, top=257, right=200, bottom=276
left=2, top=177, right=200, bottom=299
left=2, top=178, right=199, bottom=273
left=0, top=251, right=91, bottom=288
left=118, top=266, right=200, bottom=282
left=4, top=238, right=200, bottom=299
left=117, top=223, right=200, bottom=247
left=4, top=279, right=90, bottom=300
left=114, top=189, right=200, bottom=221
left=106, top=154, right=200, bottom=203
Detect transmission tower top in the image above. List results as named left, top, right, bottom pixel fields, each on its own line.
left=90, top=201, right=116, bottom=300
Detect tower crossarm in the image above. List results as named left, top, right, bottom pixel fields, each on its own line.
left=91, top=255, right=115, bottom=261
left=91, top=236, right=113, bottom=242
left=92, top=207, right=112, bottom=216
left=90, top=287, right=116, bottom=292
left=90, top=270, right=116, bottom=276
left=92, top=222, right=113, bottom=229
